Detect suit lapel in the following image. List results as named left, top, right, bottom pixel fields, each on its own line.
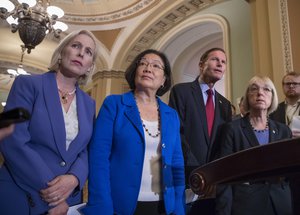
left=211, top=92, right=223, bottom=142
left=66, top=89, right=93, bottom=155
left=43, top=72, right=67, bottom=157
left=279, top=103, right=287, bottom=123
left=240, top=116, right=260, bottom=147
left=158, top=99, right=171, bottom=143
left=190, top=80, right=210, bottom=144
left=268, top=120, right=279, bottom=142
left=123, top=92, right=145, bottom=141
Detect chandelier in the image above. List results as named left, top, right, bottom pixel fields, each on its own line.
left=7, top=45, right=29, bottom=76
left=0, top=0, right=68, bottom=54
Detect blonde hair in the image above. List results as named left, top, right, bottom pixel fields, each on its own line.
left=48, top=30, right=100, bottom=85
left=242, top=76, right=278, bottom=115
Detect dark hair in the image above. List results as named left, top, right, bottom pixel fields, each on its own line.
left=125, top=49, right=172, bottom=96
left=199, top=47, right=226, bottom=64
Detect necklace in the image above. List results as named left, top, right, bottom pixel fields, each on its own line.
left=250, top=118, right=269, bottom=133
left=58, top=87, right=76, bottom=104
left=134, top=95, right=161, bottom=138
left=141, top=110, right=161, bottom=138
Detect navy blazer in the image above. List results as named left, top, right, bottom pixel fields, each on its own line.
left=214, top=116, right=293, bottom=215
left=82, top=91, right=185, bottom=215
left=169, top=78, right=232, bottom=181
left=0, top=71, right=95, bottom=214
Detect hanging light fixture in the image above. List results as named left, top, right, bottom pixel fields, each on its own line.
left=7, top=45, right=30, bottom=76
left=0, top=0, right=68, bottom=54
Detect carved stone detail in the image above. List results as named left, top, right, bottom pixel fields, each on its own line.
left=279, top=0, right=293, bottom=72
left=92, top=70, right=125, bottom=80
left=62, top=0, right=158, bottom=24
left=125, top=0, right=222, bottom=65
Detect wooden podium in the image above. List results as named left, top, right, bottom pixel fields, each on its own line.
left=189, top=137, right=300, bottom=196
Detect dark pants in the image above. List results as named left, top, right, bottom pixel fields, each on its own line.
left=134, top=201, right=166, bottom=215
left=290, top=173, right=300, bottom=215
left=187, top=199, right=215, bottom=215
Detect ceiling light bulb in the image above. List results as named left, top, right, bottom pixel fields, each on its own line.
left=17, top=66, right=29, bottom=75
left=18, top=0, right=37, bottom=7
left=0, top=0, right=15, bottom=12
left=6, top=16, right=18, bottom=25
left=53, top=21, right=68, bottom=32
left=7, top=69, right=18, bottom=76
left=47, top=6, right=64, bottom=19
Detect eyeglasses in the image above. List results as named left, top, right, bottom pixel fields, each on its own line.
left=137, top=59, right=165, bottom=71
left=283, top=82, right=300, bottom=87
left=248, top=85, right=272, bottom=94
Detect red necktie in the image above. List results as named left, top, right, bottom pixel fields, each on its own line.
left=206, top=89, right=214, bottom=137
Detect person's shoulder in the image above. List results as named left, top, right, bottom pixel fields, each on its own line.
left=104, top=94, right=122, bottom=102
left=159, top=99, right=176, bottom=113
left=269, top=118, right=289, bottom=129
left=215, top=91, right=230, bottom=102
left=225, top=118, right=239, bottom=126
left=172, top=80, right=195, bottom=90
left=80, top=90, right=95, bottom=103
left=103, top=92, right=129, bottom=105
left=13, top=73, right=47, bottom=89
left=15, top=72, right=42, bottom=81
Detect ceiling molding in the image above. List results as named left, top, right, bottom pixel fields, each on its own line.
left=60, top=0, right=161, bottom=25
left=115, top=0, right=225, bottom=69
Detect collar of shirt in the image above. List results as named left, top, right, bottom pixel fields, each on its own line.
left=198, top=78, right=215, bottom=105
left=284, top=99, right=300, bottom=107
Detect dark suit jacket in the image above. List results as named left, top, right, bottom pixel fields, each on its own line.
left=269, top=101, right=286, bottom=123
left=214, top=116, right=293, bottom=215
left=0, top=71, right=95, bottom=214
left=169, top=78, right=232, bottom=182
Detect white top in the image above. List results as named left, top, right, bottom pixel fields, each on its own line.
left=62, top=96, right=78, bottom=150
left=138, top=119, right=162, bottom=201
left=286, top=101, right=300, bottom=126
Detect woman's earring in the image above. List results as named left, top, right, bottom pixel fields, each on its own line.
left=58, top=58, right=62, bottom=65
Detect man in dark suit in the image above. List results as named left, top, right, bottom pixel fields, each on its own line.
left=270, top=71, right=300, bottom=129
left=169, top=47, right=232, bottom=215
left=270, top=71, right=300, bottom=215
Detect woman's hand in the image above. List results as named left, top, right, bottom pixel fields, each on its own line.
left=48, top=200, right=69, bottom=215
left=40, top=174, right=79, bottom=206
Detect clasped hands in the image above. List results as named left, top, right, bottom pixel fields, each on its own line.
left=40, top=174, right=78, bottom=215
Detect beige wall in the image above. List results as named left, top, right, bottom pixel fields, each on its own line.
left=248, top=0, right=299, bottom=101
left=201, top=0, right=253, bottom=105
left=288, top=0, right=300, bottom=72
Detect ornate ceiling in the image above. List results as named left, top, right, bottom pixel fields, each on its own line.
left=0, top=0, right=226, bottom=105
left=53, top=0, right=161, bottom=24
